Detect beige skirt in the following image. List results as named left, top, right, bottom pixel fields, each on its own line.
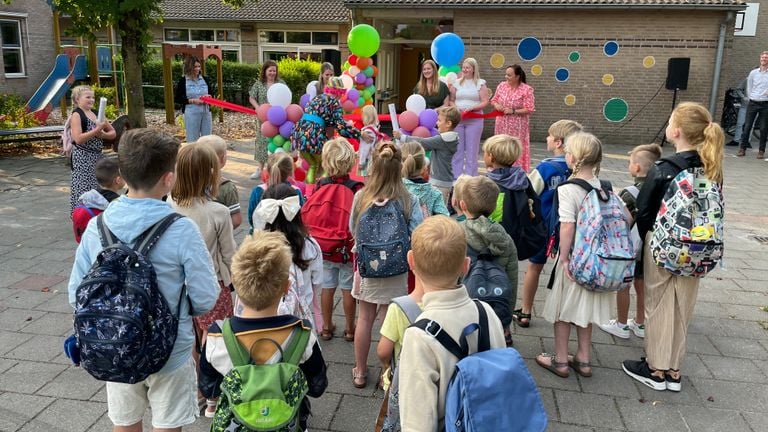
left=542, top=259, right=616, bottom=328
left=352, top=271, right=408, bottom=305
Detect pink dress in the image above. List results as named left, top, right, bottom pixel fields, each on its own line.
left=491, top=82, right=536, bottom=172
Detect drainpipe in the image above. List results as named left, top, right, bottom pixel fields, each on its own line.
left=710, top=12, right=734, bottom=114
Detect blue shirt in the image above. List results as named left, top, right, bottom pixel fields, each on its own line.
left=528, top=156, right=570, bottom=226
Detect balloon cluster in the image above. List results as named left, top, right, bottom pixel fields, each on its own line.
left=431, top=33, right=465, bottom=86
left=398, top=94, right=439, bottom=138
left=340, top=24, right=381, bottom=114
left=256, top=83, right=303, bottom=154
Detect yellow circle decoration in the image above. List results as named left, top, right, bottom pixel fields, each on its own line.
left=602, top=74, right=615, bottom=86
left=531, top=64, right=543, bottom=76
left=564, top=94, right=576, bottom=106
left=643, top=56, right=656, bottom=68
left=490, top=53, right=505, bottom=69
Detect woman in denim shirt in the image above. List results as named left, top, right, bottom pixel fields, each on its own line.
left=175, top=56, right=213, bottom=142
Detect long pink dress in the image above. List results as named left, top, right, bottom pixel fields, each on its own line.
left=491, top=82, right=536, bottom=172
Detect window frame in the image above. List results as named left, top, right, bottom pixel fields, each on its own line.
left=162, top=27, right=242, bottom=62
left=258, top=29, right=339, bottom=63
left=0, top=19, right=25, bottom=77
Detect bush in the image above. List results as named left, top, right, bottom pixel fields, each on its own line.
left=276, top=57, right=321, bottom=104
left=91, top=85, right=119, bottom=120
left=0, top=93, right=40, bottom=128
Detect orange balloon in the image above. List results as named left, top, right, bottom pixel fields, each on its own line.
left=364, top=100, right=373, bottom=106
left=371, top=65, right=378, bottom=77
left=356, top=56, right=369, bottom=70
left=366, top=58, right=374, bottom=68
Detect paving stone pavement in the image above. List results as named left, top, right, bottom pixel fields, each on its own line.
left=1, top=138, right=767, bottom=432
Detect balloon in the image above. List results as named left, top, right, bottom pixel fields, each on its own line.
left=348, top=66, right=361, bottom=77
left=348, top=24, right=380, bottom=57
left=348, top=55, right=358, bottom=67
left=358, top=98, right=365, bottom=107
left=301, top=159, right=309, bottom=171
left=294, top=167, right=306, bottom=182
left=399, top=111, right=419, bottom=131
left=419, top=109, right=438, bottom=129
left=306, top=81, right=318, bottom=98
left=406, top=94, right=427, bottom=114
left=347, top=88, right=360, bottom=101
left=363, top=66, right=374, bottom=78
left=355, top=56, right=368, bottom=70
left=282, top=142, right=291, bottom=152
left=412, top=126, right=432, bottom=138
left=273, top=135, right=285, bottom=146
left=342, top=61, right=350, bottom=71
left=362, top=90, right=372, bottom=100
left=340, top=74, right=354, bottom=90
left=431, top=33, right=465, bottom=66
left=365, top=78, right=374, bottom=87
left=256, top=104, right=271, bottom=123
left=261, top=121, right=278, bottom=138
left=267, top=83, right=292, bottom=108
left=371, top=65, right=378, bottom=77
left=445, top=72, right=458, bottom=85
left=365, top=100, right=373, bottom=106
left=355, top=72, right=367, bottom=84
left=267, top=142, right=277, bottom=153
left=299, top=93, right=310, bottom=109
left=286, top=104, right=304, bottom=123
left=279, top=121, right=295, bottom=138
left=267, top=105, right=287, bottom=126
left=430, top=127, right=439, bottom=136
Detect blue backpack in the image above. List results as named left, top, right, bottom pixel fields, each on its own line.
left=355, top=199, right=410, bottom=278
left=73, top=213, right=187, bottom=384
left=411, top=301, right=548, bottom=432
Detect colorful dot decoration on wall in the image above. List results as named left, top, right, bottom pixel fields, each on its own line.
left=531, top=64, right=543, bottom=76
left=569, top=51, right=581, bottom=63
left=555, top=68, right=570, bottom=82
left=603, top=41, right=620, bottom=57
left=643, top=56, right=656, bottom=68
left=490, top=53, right=505, bottom=69
left=517, top=37, right=542, bottom=61
left=564, top=94, right=576, bottom=106
left=604, top=98, right=629, bottom=122
left=602, top=74, right=615, bottom=86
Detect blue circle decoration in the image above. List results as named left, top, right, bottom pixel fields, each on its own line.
left=604, top=41, right=620, bottom=57
left=555, top=68, right=570, bottom=82
left=517, top=37, right=542, bottom=61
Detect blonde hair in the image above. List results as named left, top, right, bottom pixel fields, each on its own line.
left=231, top=231, right=292, bottom=310
left=565, top=132, right=603, bottom=177
left=461, top=176, right=500, bottom=217
left=437, top=106, right=461, bottom=129
left=71, top=85, right=93, bottom=109
left=411, top=215, right=467, bottom=285
left=629, top=143, right=662, bottom=174
left=197, top=135, right=227, bottom=159
left=451, top=174, right=473, bottom=210
left=417, top=60, right=441, bottom=96
left=361, top=105, right=377, bottom=126
left=670, top=102, right=725, bottom=184
left=483, top=134, right=521, bottom=167
left=548, top=119, right=584, bottom=142
left=400, top=140, right=426, bottom=178
left=352, top=142, right=411, bottom=228
left=172, top=142, right=220, bottom=206
left=458, top=57, right=481, bottom=86
left=267, top=152, right=294, bottom=187
left=322, top=138, right=356, bottom=177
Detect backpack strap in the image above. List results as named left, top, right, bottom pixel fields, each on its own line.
left=96, top=213, right=117, bottom=248
left=222, top=319, right=252, bottom=367
left=343, top=178, right=364, bottom=192
left=409, top=300, right=490, bottom=360
left=624, top=185, right=640, bottom=200
left=222, top=319, right=311, bottom=368
left=134, top=213, right=184, bottom=256
left=563, top=178, right=612, bottom=202
left=283, top=323, right=311, bottom=366
left=391, top=295, right=422, bottom=324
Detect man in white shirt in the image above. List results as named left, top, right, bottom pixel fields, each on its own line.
left=737, top=51, right=768, bottom=159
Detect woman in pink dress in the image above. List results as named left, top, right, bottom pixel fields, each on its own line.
left=491, top=64, right=536, bottom=171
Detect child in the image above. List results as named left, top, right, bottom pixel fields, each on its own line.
left=72, top=158, right=124, bottom=243
left=401, top=140, right=449, bottom=217
left=536, top=131, right=616, bottom=379
left=198, top=134, right=242, bottom=229
left=350, top=142, right=424, bottom=388
left=457, top=175, right=518, bottom=345
left=399, top=216, right=506, bottom=431
left=394, top=106, right=461, bottom=202
left=200, top=230, right=328, bottom=431
left=599, top=143, right=662, bottom=339
left=623, top=102, right=724, bottom=392
left=515, top=119, right=582, bottom=327
left=247, top=151, right=304, bottom=233
left=68, top=128, right=219, bottom=430
left=358, top=104, right=381, bottom=176
left=450, top=174, right=472, bottom=222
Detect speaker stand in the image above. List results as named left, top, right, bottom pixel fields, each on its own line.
left=659, top=88, right=680, bottom=147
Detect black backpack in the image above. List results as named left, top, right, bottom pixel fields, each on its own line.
left=74, top=213, right=186, bottom=384
left=499, top=182, right=547, bottom=260
left=462, top=246, right=513, bottom=327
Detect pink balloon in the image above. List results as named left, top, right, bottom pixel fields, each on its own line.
left=256, top=104, right=271, bottom=123
left=301, top=159, right=309, bottom=171
left=261, top=121, right=278, bottom=138
left=286, top=104, right=304, bottom=123
left=399, top=111, right=419, bottom=132
left=342, top=100, right=356, bottom=112
left=412, top=126, right=432, bottom=138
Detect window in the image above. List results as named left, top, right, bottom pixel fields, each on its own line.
left=286, top=32, right=311, bottom=44
left=164, top=28, right=189, bottom=42
left=260, top=30, right=338, bottom=63
left=312, top=32, right=338, bottom=45
left=217, top=30, right=240, bottom=42
left=222, top=49, right=239, bottom=62
left=190, top=29, right=214, bottom=42
left=0, top=20, right=24, bottom=76
left=261, top=31, right=284, bottom=43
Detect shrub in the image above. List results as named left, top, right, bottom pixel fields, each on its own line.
left=0, top=93, right=40, bottom=128
left=276, top=57, right=321, bottom=104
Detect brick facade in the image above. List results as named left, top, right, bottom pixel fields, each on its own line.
left=724, top=1, right=768, bottom=90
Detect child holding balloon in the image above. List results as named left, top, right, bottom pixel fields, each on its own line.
left=358, top=105, right=383, bottom=177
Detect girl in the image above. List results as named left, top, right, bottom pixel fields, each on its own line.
left=175, top=56, right=213, bottom=142
left=68, top=85, right=116, bottom=213
left=537, top=132, right=617, bottom=379
left=248, top=60, right=284, bottom=179
left=358, top=105, right=381, bottom=177
left=450, top=57, right=489, bottom=177
left=400, top=140, right=449, bottom=218
left=623, top=102, right=724, bottom=392
left=315, top=62, right=335, bottom=96
left=413, top=59, right=450, bottom=109
left=350, top=142, right=424, bottom=388
left=170, top=142, right=236, bottom=417
left=247, top=151, right=305, bottom=233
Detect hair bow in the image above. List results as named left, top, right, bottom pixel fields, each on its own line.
left=255, top=195, right=301, bottom=224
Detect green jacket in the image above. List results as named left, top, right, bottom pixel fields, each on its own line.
left=460, top=216, right=519, bottom=299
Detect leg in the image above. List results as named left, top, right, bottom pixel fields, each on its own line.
left=353, top=300, right=379, bottom=387
left=616, top=285, right=630, bottom=325
left=452, top=123, right=467, bottom=179
left=320, top=287, right=336, bottom=338
left=114, top=425, right=142, bottom=432
left=201, top=109, right=213, bottom=137
left=757, top=105, right=768, bottom=153
left=739, top=101, right=760, bottom=151
left=642, top=236, right=676, bottom=371
left=536, top=320, right=571, bottom=377
left=634, top=278, right=645, bottom=325
left=312, top=286, right=323, bottom=331
left=342, top=289, right=357, bottom=339
left=521, top=262, right=544, bottom=318
left=734, top=102, right=747, bottom=142
left=184, top=109, right=202, bottom=143
left=571, top=323, right=594, bottom=376
left=668, top=277, right=701, bottom=371
left=464, top=118, right=484, bottom=176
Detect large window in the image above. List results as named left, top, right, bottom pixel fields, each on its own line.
left=1, top=20, right=24, bottom=76
left=258, top=30, right=338, bottom=62
left=163, top=27, right=241, bottom=62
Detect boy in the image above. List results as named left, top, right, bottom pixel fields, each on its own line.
left=399, top=216, right=506, bottom=431
left=72, top=158, right=124, bottom=243
left=68, top=128, right=219, bottom=431
left=599, top=143, right=662, bottom=339
left=457, top=176, right=518, bottom=346
left=200, top=231, right=328, bottom=430
left=515, top=119, right=583, bottom=327
left=394, top=106, right=461, bottom=202
left=198, top=134, right=242, bottom=229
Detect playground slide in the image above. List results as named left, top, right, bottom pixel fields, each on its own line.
left=25, top=54, right=88, bottom=122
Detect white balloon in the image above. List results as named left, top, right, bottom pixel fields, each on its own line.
left=349, top=66, right=361, bottom=77
left=267, top=83, right=292, bottom=108
left=445, top=72, right=458, bottom=85
left=406, top=94, right=427, bottom=114
left=340, top=74, right=354, bottom=90
left=306, top=81, right=318, bottom=98
left=439, top=76, right=448, bottom=84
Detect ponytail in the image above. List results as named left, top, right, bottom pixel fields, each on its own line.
left=700, top=122, right=725, bottom=184
left=671, top=102, right=725, bottom=184
left=267, top=152, right=294, bottom=187
left=399, top=141, right=426, bottom=178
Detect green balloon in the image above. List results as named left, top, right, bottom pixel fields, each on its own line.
left=282, top=142, right=291, bottom=152
left=363, top=66, right=374, bottom=77
left=348, top=24, right=380, bottom=57
left=273, top=135, right=285, bottom=146
left=343, top=61, right=351, bottom=71
left=267, top=143, right=277, bottom=153
left=367, top=85, right=376, bottom=94
left=358, top=98, right=365, bottom=107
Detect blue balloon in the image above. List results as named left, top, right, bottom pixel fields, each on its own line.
left=431, top=33, right=465, bottom=67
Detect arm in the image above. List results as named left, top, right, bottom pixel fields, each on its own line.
left=198, top=337, right=224, bottom=399
left=559, top=222, right=576, bottom=281
left=377, top=336, right=395, bottom=367
left=432, top=193, right=450, bottom=216
left=471, top=83, right=490, bottom=111
left=68, top=221, right=100, bottom=307
left=490, top=83, right=503, bottom=110
left=746, top=70, right=754, bottom=100
left=217, top=208, right=237, bottom=275
left=517, top=85, right=536, bottom=115
left=408, top=195, right=424, bottom=233
left=174, top=77, right=186, bottom=107
left=635, top=165, right=665, bottom=239
left=528, top=169, right=546, bottom=195
left=71, top=111, right=106, bottom=145
left=413, top=134, right=444, bottom=152
left=180, top=221, right=220, bottom=315
left=99, top=121, right=116, bottom=140
left=230, top=212, right=242, bottom=230
left=399, top=330, right=441, bottom=432
left=248, top=82, right=262, bottom=110
left=330, top=100, right=360, bottom=139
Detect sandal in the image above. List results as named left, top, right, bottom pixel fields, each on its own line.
left=204, top=399, right=217, bottom=418
left=352, top=367, right=368, bottom=388
left=512, top=308, right=531, bottom=328
left=568, top=355, right=593, bottom=377
left=320, top=324, right=336, bottom=341
left=504, top=328, right=514, bottom=347
left=343, top=328, right=355, bottom=342
left=536, top=353, right=569, bottom=378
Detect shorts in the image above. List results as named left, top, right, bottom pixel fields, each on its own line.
left=322, top=260, right=353, bottom=290
left=106, top=357, right=198, bottom=429
left=529, top=245, right=549, bottom=265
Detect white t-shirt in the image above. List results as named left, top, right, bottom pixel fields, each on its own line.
left=454, top=78, right=486, bottom=111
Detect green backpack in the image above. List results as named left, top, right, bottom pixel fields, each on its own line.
left=211, top=319, right=311, bottom=432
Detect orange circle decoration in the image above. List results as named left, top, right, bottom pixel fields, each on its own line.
left=564, top=94, right=576, bottom=106
left=531, top=64, right=543, bottom=76
left=490, top=53, right=505, bottom=69
left=643, top=56, right=656, bottom=68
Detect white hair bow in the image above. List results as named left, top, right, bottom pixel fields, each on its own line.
left=255, top=195, right=301, bottom=224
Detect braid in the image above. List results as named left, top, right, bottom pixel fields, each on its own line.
left=571, top=159, right=582, bottom=178
left=594, top=162, right=601, bottom=177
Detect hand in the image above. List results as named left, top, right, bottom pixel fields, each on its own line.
left=392, top=130, right=402, bottom=139
left=561, top=259, right=575, bottom=281
left=95, top=121, right=107, bottom=132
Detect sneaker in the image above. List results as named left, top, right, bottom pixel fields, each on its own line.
left=665, top=370, right=682, bottom=392
left=599, top=319, right=630, bottom=339
left=250, top=167, right=262, bottom=180
left=622, top=359, right=666, bottom=391
left=628, top=319, right=645, bottom=338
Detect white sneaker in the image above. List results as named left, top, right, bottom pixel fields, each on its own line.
left=599, top=319, right=630, bottom=339
left=250, top=167, right=262, bottom=180
left=628, top=319, right=645, bottom=338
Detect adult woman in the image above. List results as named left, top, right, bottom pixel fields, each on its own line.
left=450, top=58, right=490, bottom=177
left=413, top=59, right=450, bottom=109
left=249, top=60, right=284, bottom=179
left=175, top=56, right=213, bottom=142
left=491, top=64, right=536, bottom=172
left=315, top=62, right=335, bottom=96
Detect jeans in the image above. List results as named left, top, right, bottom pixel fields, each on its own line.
left=452, top=117, right=484, bottom=178
left=184, top=105, right=212, bottom=143
left=734, top=101, right=747, bottom=141
left=740, top=100, right=768, bottom=152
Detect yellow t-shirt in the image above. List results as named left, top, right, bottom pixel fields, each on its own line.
left=380, top=300, right=423, bottom=360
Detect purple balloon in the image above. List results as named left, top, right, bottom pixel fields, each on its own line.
left=279, top=121, right=295, bottom=138
left=300, top=93, right=310, bottom=109
left=365, top=77, right=374, bottom=87
left=430, top=127, right=439, bottom=136
left=419, top=109, right=439, bottom=130
left=355, top=72, right=367, bottom=84
left=267, top=105, right=287, bottom=126
left=347, top=89, right=360, bottom=101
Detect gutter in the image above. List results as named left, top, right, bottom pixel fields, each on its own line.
left=344, top=4, right=746, bottom=11
left=709, top=11, right=734, bottom=114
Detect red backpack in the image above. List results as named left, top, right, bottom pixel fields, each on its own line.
left=302, top=177, right=363, bottom=263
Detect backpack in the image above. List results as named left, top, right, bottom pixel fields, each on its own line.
left=411, top=301, right=548, bottom=432
left=498, top=182, right=548, bottom=260
left=62, top=108, right=90, bottom=163
left=73, top=213, right=185, bottom=384
left=302, top=177, right=362, bottom=264
left=567, top=179, right=635, bottom=292
left=212, top=319, right=311, bottom=432
left=355, top=199, right=410, bottom=278
left=463, top=246, right=513, bottom=327
left=649, top=165, right=724, bottom=277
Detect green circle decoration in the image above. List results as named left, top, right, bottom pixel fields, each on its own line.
left=604, top=98, right=629, bottom=122
left=568, top=51, right=580, bottom=63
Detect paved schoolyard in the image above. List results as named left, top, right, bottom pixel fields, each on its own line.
left=1, top=138, right=767, bottom=432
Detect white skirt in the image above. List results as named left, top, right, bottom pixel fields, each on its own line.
left=542, top=258, right=616, bottom=328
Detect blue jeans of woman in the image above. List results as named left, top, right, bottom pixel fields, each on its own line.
left=184, top=104, right=212, bottom=142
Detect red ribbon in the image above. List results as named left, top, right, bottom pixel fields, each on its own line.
left=200, top=96, right=257, bottom=115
